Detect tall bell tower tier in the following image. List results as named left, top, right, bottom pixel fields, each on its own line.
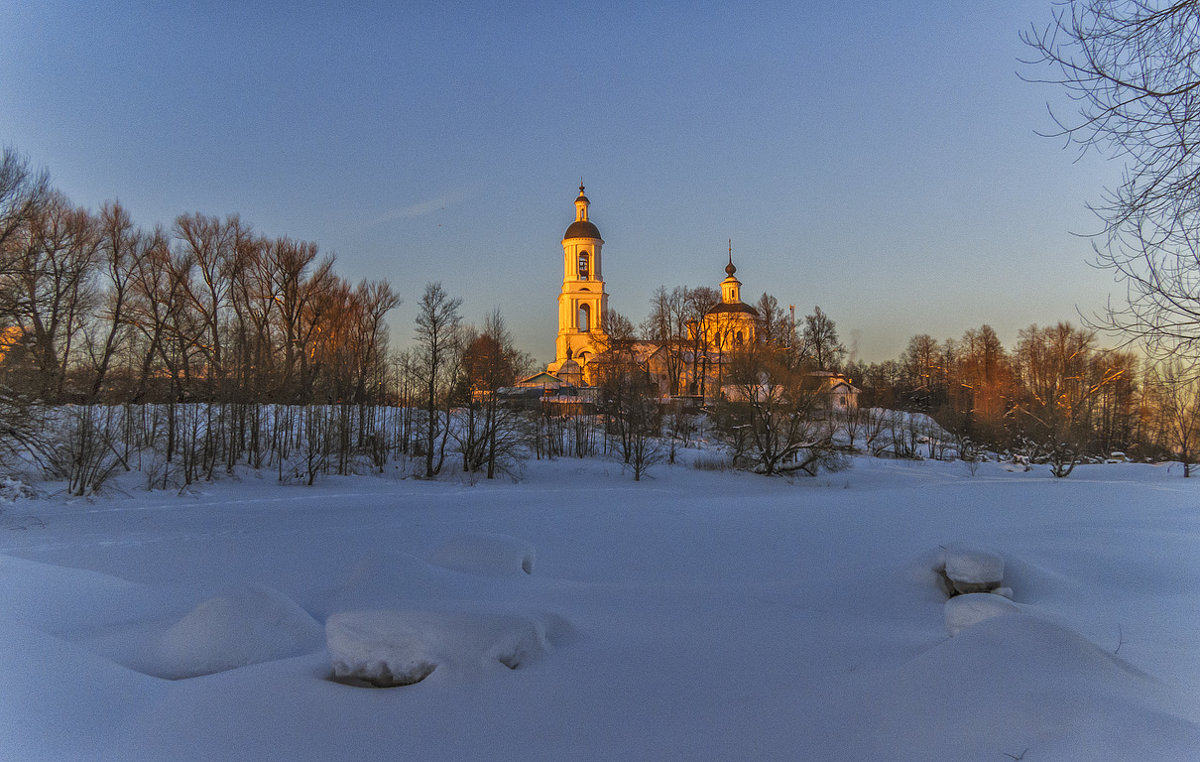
left=548, top=184, right=609, bottom=376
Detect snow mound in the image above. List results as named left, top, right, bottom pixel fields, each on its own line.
left=337, top=550, right=449, bottom=604
left=944, top=592, right=1020, bottom=637
left=0, top=553, right=174, bottom=633
left=832, top=614, right=1200, bottom=759
left=0, top=476, right=34, bottom=503
left=313, top=548, right=525, bottom=618
left=0, top=619, right=165, bottom=760
left=326, top=609, right=551, bottom=687
left=152, top=585, right=324, bottom=679
left=938, top=544, right=1005, bottom=595
left=427, top=533, right=536, bottom=576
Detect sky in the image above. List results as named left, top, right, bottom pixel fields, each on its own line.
left=0, top=1, right=1124, bottom=365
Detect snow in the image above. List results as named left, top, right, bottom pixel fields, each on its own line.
left=944, top=592, right=1021, bottom=636
left=326, top=609, right=554, bottom=686
left=427, top=533, right=537, bottom=576
left=152, top=585, right=324, bottom=679
left=943, top=545, right=1005, bottom=587
left=1, top=455, right=1198, bottom=760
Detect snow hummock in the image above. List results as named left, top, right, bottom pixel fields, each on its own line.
left=326, top=611, right=438, bottom=686
left=152, top=585, right=324, bottom=679
left=832, top=613, right=1200, bottom=760
left=326, top=609, right=551, bottom=686
left=427, top=533, right=536, bottom=576
left=941, top=544, right=1005, bottom=594
left=944, top=592, right=1021, bottom=636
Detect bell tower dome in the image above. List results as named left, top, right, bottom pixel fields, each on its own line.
left=549, top=183, right=609, bottom=376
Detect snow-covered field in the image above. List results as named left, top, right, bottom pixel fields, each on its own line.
left=1, top=455, right=1198, bottom=760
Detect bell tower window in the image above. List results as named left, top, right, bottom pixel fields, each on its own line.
left=578, top=303, right=591, bottom=332
left=578, top=250, right=589, bottom=279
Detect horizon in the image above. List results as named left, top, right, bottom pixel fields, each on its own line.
left=0, top=1, right=1123, bottom=366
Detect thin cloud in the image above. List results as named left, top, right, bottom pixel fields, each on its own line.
left=370, top=190, right=469, bottom=226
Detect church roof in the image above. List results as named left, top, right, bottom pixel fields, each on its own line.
left=563, top=219, right=602, bottom=240
left=707, top=302, right=759, bottom=316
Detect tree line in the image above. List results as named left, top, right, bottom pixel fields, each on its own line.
left=616, top=278, right=1200, bottom=476
left=0, top=148, right=398, bottom=407
left=842, top=322, right=1200, bottom=475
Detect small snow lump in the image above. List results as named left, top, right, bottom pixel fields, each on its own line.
left=939, top=545, right=1005, bottom=596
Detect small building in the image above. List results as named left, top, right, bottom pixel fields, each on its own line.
left=810, top=370, right=861, bottom=412
left=510, top=369, right=597, bottom=410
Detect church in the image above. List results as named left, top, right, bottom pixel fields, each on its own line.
left=544, top=184, right=610, bottom=382
left=524, top=185, right=858, bottom=409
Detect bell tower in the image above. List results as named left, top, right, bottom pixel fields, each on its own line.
left=549, top=183, right=608, bottom=375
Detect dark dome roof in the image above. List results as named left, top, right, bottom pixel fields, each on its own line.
left=564, top=220, right=603, bottom=240
left=708, top=302, right=759, bottom=316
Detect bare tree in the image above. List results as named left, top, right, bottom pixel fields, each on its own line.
left=592, top=313, right=662, bottom=480
left=1149, top=358, right=1200, bottom=475
left=414, top=282, right=462, bottom=478
left=0, top=154, right=49, bottom=458
left=1011, top=322, right=1126, bottom=477
left=642, top=286, right=689, bottom=396
left=225, top=233, right=271, bottom=401
left=0, top=150, right=52, bottom=431
left=5, top=194, right=100, bottom=400
left=900, top=334, right=945, bottom=411
left=1023, top=2, right=1200, bottom=358
left=714, top=344, right=844, bottom=476
left=684, top=286, right=720, bottom=397
left=0, top=148, right=51, bottom=260
left=956, top=324, right=1012, bottom=431
left=755, top=292, right=791, bottom=348
left=87, top=201, right=142, bottom=400
left=174, top=213, right=249, bottom=399
left=126, top=227, right=185, bottom=402
left=456, top=309, right=529, bottom=478
left=800, top=306, right=846, bottom=372
left=261, top=238, right=333, bottom=402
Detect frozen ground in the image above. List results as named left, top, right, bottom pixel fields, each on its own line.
left=1, top=455, right=1198, bottom=760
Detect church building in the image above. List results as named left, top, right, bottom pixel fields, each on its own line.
left=524, top=185, right=859, bottom=409
left=697, top=244, right=759, bottom=353
left=545, top=184, right=608, bottom=386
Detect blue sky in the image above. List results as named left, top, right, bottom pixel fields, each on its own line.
left=1, top=1, right=1121, bottom=364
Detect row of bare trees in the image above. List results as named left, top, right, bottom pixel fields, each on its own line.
left=843, top=320, right=1200, bottom=474
left=399, top=282, right=535, bottom=479
left=1017, top=2, right=1200, bottom=475
left=0, top=148, right=399, bottom=406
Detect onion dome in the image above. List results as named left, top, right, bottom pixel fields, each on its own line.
left=564, top=183, right=603, bottom=240
left=564, top=219, right=602, bottom=240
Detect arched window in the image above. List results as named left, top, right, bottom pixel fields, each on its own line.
left=735, top=331, right=744, bottom=346
left=578, top=303, right=591, bottom=332
left=578, top=250, right=589, bottom=279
